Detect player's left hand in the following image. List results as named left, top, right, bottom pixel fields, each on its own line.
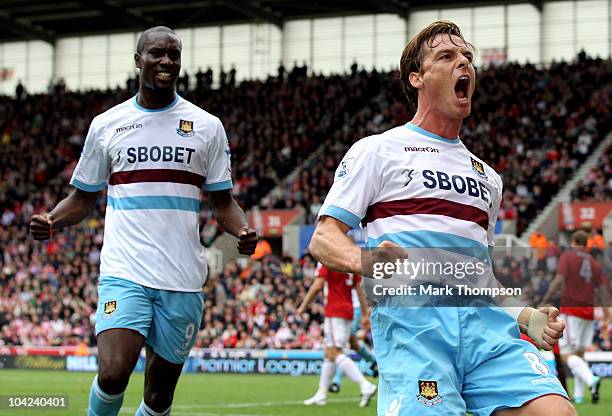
left=237, top=226, right=258, bottom=255
left=531, top=306, right=565, bottom=351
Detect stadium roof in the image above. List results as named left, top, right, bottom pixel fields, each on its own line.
left=0, top=0, right=543, bottom=44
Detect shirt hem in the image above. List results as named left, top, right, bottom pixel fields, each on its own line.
left=100, top=274, right=204, bottom=292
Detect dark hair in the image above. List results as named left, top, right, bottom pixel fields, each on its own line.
left=136, top=26, right=178, bottom=54
left=399, top=20, right=473, bottom=107
left=572, top=230, right=588, bottom=247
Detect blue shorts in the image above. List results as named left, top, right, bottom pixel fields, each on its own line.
left=95, top=276, right=204, bottom=364
left=372, top=297, right=568, bottom=416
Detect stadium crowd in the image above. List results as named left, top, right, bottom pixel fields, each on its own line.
left=272, top=55, right=612, bottom=235
left=1, top=57, right=611, bottom=349
left=571, top=144, right=612, bottom=202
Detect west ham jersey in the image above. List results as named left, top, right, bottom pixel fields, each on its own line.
left=71, top=94, right=232, bottom=291
left=319, top=123, right=503, bottom=293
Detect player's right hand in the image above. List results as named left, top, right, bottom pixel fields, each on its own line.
left=30, top=213, right=54, bottom=240
left=362, top=240, right=408, bottom=279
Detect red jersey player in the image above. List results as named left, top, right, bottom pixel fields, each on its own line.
left=542, top=230, right=610, bottom=404
left=297, top=263, right=376, bottom=407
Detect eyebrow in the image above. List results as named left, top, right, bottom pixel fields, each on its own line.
left=433, top=47, right=473, bottom=58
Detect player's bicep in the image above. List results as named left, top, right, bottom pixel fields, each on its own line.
left=203, top=119, right=232, bottom=192
left=318, top=215, right=352, bottom=234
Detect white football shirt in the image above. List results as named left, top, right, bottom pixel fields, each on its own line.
left=319, top=123, right=502, bottom=287
left=71, top=94, right=232, bottom=291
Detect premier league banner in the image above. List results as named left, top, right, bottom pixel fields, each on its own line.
left=1, top=349, right=610, bottom=377
left=186, top=349, right=374, bottom=376
left=63, top=349, right=371, bottom=376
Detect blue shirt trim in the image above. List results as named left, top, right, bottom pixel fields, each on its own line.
left=367, top=230, right=491, bottom=264
left=322, top=205, right=361, bottom=229
left=203, top=180, right=233, bottom=192
left=405, top=123, right=461, bottom=144
left=71, top=179, right=107, bottom=192
left=107, top=195, right=199, bottom=212
left=133, top=94, right=179, bottom=112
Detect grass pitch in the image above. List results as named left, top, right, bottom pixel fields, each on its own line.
left=0, top=370, right=610, bottom=415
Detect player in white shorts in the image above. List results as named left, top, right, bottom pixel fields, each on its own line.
left=297, top=264, right=377, bottom=407
left=543, top=230, right=609, bottom=404
left=328, top=288, right=377, bottom=393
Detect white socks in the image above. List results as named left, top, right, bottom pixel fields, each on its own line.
left=335, top=354, right=367, bottom=388
left=317, top=360, right=336, bottom=395
left=567, top=355, right=594, bottom=387
left=573, top=377, right=585, bottom=400
left=136, top=400, right=171, bottom=416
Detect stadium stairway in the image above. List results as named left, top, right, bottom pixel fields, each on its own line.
left=519, top=130, right=612, bottom=243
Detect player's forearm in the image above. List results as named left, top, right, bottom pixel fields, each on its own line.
left=309, top=223, right=361, bottom=274
left=49, top=189, right=98, bottom=229
left=210, top=192, right=248, bottom=238
left=598, top=287, right=610, bottom=319
left=298, top=280, right=323, bottom=312
left=541, top=275, right=563, bottom=305
left=357, top=287, right=368, bottom=317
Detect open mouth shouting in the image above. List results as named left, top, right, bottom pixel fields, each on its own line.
left=454, top=75, right=470, bottom=102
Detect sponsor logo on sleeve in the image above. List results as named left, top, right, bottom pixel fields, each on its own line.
left=336, top=157, right=355, bottom=179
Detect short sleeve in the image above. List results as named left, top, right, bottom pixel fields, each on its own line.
left=487, top=175, right=503, bottom=248
left=203, top=118, right=233, bottom=192
left=318, top=140, right=381, bottom=228
left=316, top=263, right=329, bottom=280
left=70, top=119, right=109, bottom=192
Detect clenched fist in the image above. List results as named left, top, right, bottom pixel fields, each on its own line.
left=30, top=213, right=55, bottom=241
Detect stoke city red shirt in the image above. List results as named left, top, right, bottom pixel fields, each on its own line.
left=316, top=264, right=360, bottom=320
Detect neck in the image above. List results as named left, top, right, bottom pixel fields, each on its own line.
left=137, top=87, right=176, bottom=110
left=410, top=106, right=462, bottom=139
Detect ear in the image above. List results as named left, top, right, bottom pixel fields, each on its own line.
left=409, top=71, right=423, bottom=90
left=135, top=53, right=141, bottom=69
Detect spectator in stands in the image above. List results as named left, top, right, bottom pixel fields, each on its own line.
left=587, top=228, right=606, bottom=258
left=530, top=232, right=549, bottom=271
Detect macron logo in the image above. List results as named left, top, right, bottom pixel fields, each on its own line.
left=385, top=395, right=403, bottom=416
left=116, top=123, right=143, bottom=134
left=404, top=146, right=439, bottom=153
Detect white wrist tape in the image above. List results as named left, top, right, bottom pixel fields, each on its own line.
left=500, top=297, right=526, bottom=320
left=527, top=309, right=548, bottom=347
